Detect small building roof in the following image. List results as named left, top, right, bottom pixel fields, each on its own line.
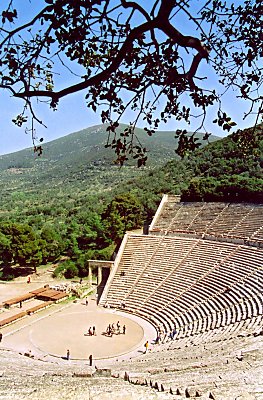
left=3, top=293, right=35, bottom=307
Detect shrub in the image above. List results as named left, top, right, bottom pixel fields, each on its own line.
left=64, top=263, right=79, bottom=279
left=53, top=264, right=67, bottom=278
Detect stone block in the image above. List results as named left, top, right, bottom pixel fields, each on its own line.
left=93, top=368, right=111, bottom=377
left=253, top=328, right=263, bottom=337
left=185, top=387, right=199, bottom=397
left=111, top=373, right=120, bottom=378
left=73, top=372, right=93, bottom=378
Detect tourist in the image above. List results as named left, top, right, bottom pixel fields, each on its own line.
left=172, top=327, right=177, bottom=339
left=89, top=354, right=93, bottom=366
left=122, top=325, right=126, bottom=335
left=155, top=334, right=160, bottom=344
left=85, top=298, right=89, bottom=306
left=144, top=340, right=149, bottom=353
left=106, top=324, right=112, bottom=336
left=0, top=332, right=2, bottom=342
left=66, top=349, right=70, bottom=360
left=88, top=327, right=92, bottom=336
left=116, top=321, right=120, bottom=333
left=92, top=326, right=96, bottom=336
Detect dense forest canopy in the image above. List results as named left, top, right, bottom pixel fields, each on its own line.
left=0, top=0, right=262, bottom=163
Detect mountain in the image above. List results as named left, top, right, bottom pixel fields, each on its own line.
left=0, top=123, right=219, bottom=169
left=0, top=124, right=219, bottom=202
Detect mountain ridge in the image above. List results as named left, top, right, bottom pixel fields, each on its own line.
left=0, top=123, right=219, bottom=169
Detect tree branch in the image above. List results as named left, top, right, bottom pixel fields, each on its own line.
left=0, top=5, right=51, bottom=47
left=157, top=19, right=209, bottom=58
left=15, top=18, right=157, bottom=102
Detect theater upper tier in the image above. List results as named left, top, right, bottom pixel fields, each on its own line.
left=150, top=195, right=263, bottom=247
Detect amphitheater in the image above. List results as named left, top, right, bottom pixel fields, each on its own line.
left=0, top=195, right=263, bottom=400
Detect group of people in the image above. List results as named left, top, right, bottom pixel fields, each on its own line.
left=155, top=326, right=177, bottom=344
left=105, top=321, right=126, bottom=337
left=84, top=321, right=127, bottom=337
left=85, top=326, right=96, bottom=336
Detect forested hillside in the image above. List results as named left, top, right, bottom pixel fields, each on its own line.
left=123, top=125, right=263, bottom=209
left=0, top=125, right=262, bottom=281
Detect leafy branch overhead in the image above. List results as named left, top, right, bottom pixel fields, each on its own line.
left=0, top=0, right=262, bottom=164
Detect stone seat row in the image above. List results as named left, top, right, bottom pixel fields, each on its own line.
left=136, top=269, right=262, bottom=329
left=102, top=234, right=262, bottom=343
left=151, top=200, right=263, bottom=244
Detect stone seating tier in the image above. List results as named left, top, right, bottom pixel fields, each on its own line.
left=102, top=234, right=262, bottom=342
left=150, top=199, right=263, bottom=246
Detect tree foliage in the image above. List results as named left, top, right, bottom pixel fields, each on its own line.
left=0, top=191, right=145, bottom=279
left=0, top=222, right=42, bottom=278
left=39, top=224, right=65, bottom=263
left=0, top=0, right=262, bottom=163
left=102, top=192, right=144, bottom=243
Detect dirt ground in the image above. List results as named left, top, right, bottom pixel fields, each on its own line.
left=0, top=269, right=156, bottom=363
left=0, top=266, right=63, bottom=303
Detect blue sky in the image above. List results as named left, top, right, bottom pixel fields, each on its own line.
left=0, top=0, right=258, bottom=156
